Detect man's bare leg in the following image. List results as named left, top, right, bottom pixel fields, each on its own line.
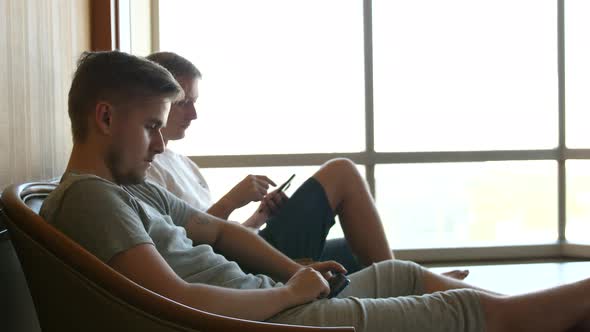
left=312, top=158, right=393, bottom=266
left=479, top=278, right=590, bottom=332
left=442, top=269, right=470, bottom=279
left=312, top=158, right=469, bottom=280
left=421, top=267, right=590, bottom=331
left=422, top=268, right=502, bottom=295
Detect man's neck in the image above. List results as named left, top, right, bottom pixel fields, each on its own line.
left=66, top=143, right=114, bottom=183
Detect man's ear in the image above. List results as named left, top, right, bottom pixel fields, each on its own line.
left=95, top=102, right=113, bottom=135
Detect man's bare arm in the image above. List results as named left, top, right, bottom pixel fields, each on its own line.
left=183, top=212, right=304, bottom=282
left=206, top=175, right=277, bottom=220
left=108, top=243, right=329, bottom=321
left=206, top=198, right=233, bottom=220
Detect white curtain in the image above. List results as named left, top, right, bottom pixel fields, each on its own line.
left=0, top=0, right=90, bottom=189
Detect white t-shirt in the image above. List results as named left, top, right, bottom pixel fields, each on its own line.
left=147, top=148, right=213, bottom=212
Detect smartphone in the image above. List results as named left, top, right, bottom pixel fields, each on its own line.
left=258, top=174, right=296, bottom=213
left=328, top=273, right=350, bottom=299
left=277, top=174, right=296, bottom=192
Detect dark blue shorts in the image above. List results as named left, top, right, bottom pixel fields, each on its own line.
left=258, top=177, right=362, bottom=273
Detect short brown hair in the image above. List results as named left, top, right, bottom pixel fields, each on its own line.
left=146, top=52, right=202, bottom=80
left=68, top=51, right=183, bottom=143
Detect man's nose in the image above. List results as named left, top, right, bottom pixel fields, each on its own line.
left=152, top=130, right=165, bottom=154
left=188, top=103, right=197, bottom=120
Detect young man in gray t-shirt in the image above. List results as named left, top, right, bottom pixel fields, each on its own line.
left=42, top=50, right=590, bottom=331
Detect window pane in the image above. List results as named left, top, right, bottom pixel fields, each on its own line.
left=565, top=0, right=590, bottom=148
left=566, top=161, right=590, bottom=243
left=373, top=0, right=557, bottom=152
left=160, top=1, right=365, bottom=156
left=375, top=161, right=557, bottom=249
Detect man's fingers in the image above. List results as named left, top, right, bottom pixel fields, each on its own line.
left=278, top=191, right=289, bottom=203
left=257, top=200, right=270, bottom=214
left=318, top=285, right=330, bottom=299
left=314, top=261, right=347, bottom=275
left=256, top=175, right=276, bottom=187
left=270, top=191, right=285, bottom=205
left=265, top=196, right=280, bottom=214
left=251, top=189, right=265, bottom=202
left=256, top=181, right=270, bottom=191
left=328, top=261, right=347, bottom=275
left=315, top=271, right=331, bottom=298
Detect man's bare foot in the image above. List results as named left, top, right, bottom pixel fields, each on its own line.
left=442, top=269, right=469, bottom=280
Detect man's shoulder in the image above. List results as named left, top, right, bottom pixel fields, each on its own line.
left=40, top=173, right=131, bottom=222
left=58, top=173, right=123, bottom=199
left=126, top=180, right=165, bottom=197
left=41, top=173, right=129, bottom=211
left=125, top=180, right=173, bottom=210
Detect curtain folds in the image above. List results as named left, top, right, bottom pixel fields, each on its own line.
left=0, top=0, right=90, bottom=188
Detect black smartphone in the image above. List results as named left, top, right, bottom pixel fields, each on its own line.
left=277, top=174, right=296, bottom=192
left=327, top=273, right=350, bottom=299
left=258, top=174, right=296, bottom=213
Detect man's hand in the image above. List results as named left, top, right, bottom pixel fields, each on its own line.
left=222, top=175, right=276, bottom=210
left=257, top=189, right=289, bottom=216
left=307, top=261, right=347, bottom=280
left=241, top=188, right=288, bottom=229
left=285, top=267, right=330, bottom=305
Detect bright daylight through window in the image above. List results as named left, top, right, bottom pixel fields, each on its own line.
left=160, top=0, right=365, bottom=156
left=157, top=0, right=589, bottom=252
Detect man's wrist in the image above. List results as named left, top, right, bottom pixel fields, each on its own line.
left=242, top=220, right=262, bottom=230
left=214, top=196, right=234, bottom=218
left=244, top=212, right=267, bottom=229
left=285, top=262, right=304, bottom=281
left=277, top=284, right=303, bottom=309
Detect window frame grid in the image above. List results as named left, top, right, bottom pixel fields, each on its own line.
left=153, top=0, right=590, bottom=263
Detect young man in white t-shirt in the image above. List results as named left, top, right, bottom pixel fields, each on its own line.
left=145, top=52, right=467, bottom=277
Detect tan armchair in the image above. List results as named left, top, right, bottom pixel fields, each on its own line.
left=1, top=182, right=354, bottom=332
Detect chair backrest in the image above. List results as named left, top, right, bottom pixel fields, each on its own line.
left=1, top=182, right=354, bottom=332
left=0, top=204, right=41, bottom=332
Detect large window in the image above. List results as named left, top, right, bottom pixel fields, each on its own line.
left=377, top=161, right=557, bottom=249
left=567, top=161, right=590, bottom=244
left=564, top=0, right=590, bottom=244
left=373, top=0, right=557, bottom=152
left=152, top=0, right=590, bottom=260
left=565, top=0, right=590, bottom=148
left=160, top=0, right=365, bottom=156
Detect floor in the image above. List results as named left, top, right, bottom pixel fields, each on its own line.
left=428, top=260, right=590, bottom=295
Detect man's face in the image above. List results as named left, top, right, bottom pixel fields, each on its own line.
left=161, top=76, right=199, bottom=141
left=106, top=98, right=171, bottom=185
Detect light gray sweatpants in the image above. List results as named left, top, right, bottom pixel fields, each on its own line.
left=267, top=260, right=485, bottom=332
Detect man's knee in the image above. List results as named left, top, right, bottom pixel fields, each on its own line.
left=312, top=158, right=360, bottom=205
left=321, top=158, right=358, bottom=176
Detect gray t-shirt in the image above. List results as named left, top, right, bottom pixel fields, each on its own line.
left=40, top=172, right=279, bottom=289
